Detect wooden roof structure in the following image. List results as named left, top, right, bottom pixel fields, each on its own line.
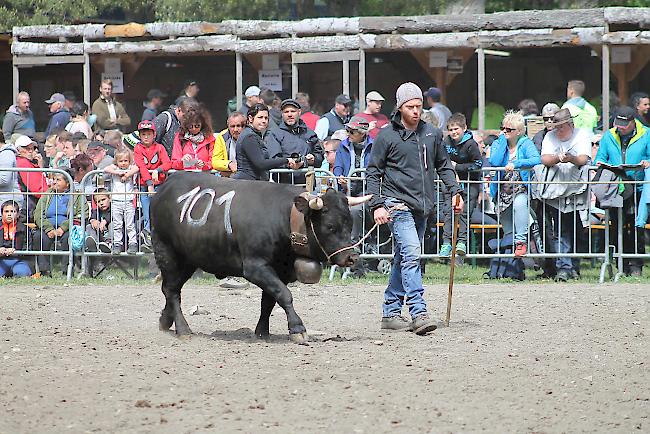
left=9, top=7, right=650, bottom=131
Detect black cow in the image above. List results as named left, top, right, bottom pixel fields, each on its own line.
left=150, top=172, right=370, bottom=343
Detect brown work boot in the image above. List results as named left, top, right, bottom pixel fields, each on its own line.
left=410, top=314, right=437, bottom=335
left=380, top=315, right=410, bottom=331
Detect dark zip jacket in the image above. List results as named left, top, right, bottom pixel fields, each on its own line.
left=366, top=111, right=462, bottom=215
left=234, top=126, right=288, bottom=181
left=443, top=131, right=483, bottom=181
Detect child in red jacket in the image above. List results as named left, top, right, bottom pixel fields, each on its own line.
left=133, top=120, right=171, bottom=239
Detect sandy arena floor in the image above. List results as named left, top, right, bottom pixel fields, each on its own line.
left=1, top=280, right=648, bottom=433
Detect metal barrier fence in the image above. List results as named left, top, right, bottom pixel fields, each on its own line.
left=286, top=166, right=649, bottom=284
left=1, top=165, right=647, bottom=283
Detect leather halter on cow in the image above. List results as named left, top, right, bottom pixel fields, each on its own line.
left=289, top=190, right=372, bottom=283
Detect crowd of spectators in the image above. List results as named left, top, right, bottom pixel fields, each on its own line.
left=0, top=76, right=649, bottom=282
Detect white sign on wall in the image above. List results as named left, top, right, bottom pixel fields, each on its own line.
left=262, top=54, right=280, bottom=70
left=428, top=51, right=448, bottom=68
left=104, top=58, right=121, bottom=73
left=258, top=69, right=282, bottom=92
left=611, top=46, right=631, bottom=64
left=101, top=72, right=124, bottom=93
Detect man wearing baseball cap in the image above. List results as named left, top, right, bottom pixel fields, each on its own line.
left=44, top=93, right=71, bottom=137
left=142, top=89, right=168, bottom=121
left=355, top=91, right=389, bottom=140
left=315, top=94, right=352, bottom=141
left=595, top=106, right=650, bottom=276
left=366, top=82, right=464, bottom=335
left=265, top=98, right=323, bottom=184
left=239, top=86, right=262, bottom=116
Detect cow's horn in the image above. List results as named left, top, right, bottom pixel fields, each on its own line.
left=347, top=194, right=373, bottom=207
left=309, top=197, right=323, bottom=210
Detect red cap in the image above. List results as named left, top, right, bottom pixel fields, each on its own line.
left=137, top=120, right=156, bottom=132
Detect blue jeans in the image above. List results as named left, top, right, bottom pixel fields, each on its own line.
left=140, top=185, right=158, bottom=232
left=383, top=201, right=428, bottom=318
left=499, top=193, right=529, bottom=244
left=0, top=258, right=32, bottom=277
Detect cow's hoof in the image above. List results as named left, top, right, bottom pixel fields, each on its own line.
left=175, top=327, right=193, bottom=338
left=289, top=332, right=309, bottom=345
left=159, top=316, right=174, bottom=331
left=176, top=333, right=192, bottom=340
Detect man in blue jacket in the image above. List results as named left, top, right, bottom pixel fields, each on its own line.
left=44, top=93, right=71, bottom=137
left=595, top=106, right=650, bottom=276
left=367, top=82, right=464, bottom=336
left=333, top=116, right=374, bottom=243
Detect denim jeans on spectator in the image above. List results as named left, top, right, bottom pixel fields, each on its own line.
left=140, top=185, right=158, bottom=232
left=498, top=193, right=529, bottom=244
left=0, top=258, right=32, bottom=277
left=383, top=199, right=428, bottom=319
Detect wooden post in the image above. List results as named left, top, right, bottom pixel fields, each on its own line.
left=291, top=53, right=298, bottom=99
left=435, top=67, right=447, bottom=105
left=358, top=49, right=366, bottom=111
left=83, top=40, right=91, bottom=106
left=616, top=65, right=628, bottom=105
left=477, top=48, right=486, bottom=132
left=236, top=52, right=243, bottom=110
left=12, top=62, right=19, bottom=102
left=342, top=59, right=350, bottom=96
left=602, top=33, right=610, bottom=135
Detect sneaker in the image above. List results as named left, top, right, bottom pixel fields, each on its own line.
left=112, top=243, right=123, bottom=255
left=439, top=243, right=452, bottom=258
left=98, top=242, right=112, bottom=253
left=455, top=242, right=467, bottom=256
left=220, top=277, right=249, bottom=289
left=140, top=230, right=152, bottom=248
left=85, top=236, right=98, bottom=252
left=127, top=243, right=138, bottom=254
left=514, top=242, right=527, bottom=257
left=555, top=270, right=570, bottom=282
left=410, top=313, right=438, bottom=335
left=381, top=315, right=411, bottom=331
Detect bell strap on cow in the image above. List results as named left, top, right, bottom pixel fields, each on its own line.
left=290, top=193, right=401, bottom=264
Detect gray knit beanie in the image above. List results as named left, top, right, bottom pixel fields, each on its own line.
left=396, top=82, right=423, bottom=108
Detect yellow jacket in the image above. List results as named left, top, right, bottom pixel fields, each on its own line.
left=211, top=129, right=235, bottom=174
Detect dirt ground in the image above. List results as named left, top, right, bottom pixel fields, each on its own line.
left=1, top=279, right=648, bottom=434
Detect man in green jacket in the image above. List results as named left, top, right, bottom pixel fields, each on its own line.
left=562, top=80, right=598, bottom=132
left=91, top=79, right=131, bottom=133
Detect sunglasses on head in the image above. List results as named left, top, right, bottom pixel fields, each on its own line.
left=501, top=126, right=516, bottom=133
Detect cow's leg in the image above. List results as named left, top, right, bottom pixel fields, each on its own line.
left=254, top=291, right=276, bottom=340
left=159, top=265, right=196, bottom=335
left=243, top=262, right=307, bottom=343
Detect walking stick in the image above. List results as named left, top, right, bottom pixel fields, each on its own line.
left=445, top=195, right=461, bottom=327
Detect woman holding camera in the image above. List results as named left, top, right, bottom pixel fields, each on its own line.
left=233, top=103, right=298, bottom=181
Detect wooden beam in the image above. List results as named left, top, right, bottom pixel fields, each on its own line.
left=12, top=54, right=85, bottom=65
left=12, top=24, right=104, bottom=39
left=12, top=41, right=83, bottom=56
left=603, top=31, right=650, bottom=45
left=478, top=48, right=485, bottom=132
left=242, top=54, right=262, bottom=72
left=605, top=7, right=650, bottom=28
left=84, top=35, right=236, bottom=54
left=359, top=49, right=366, bottom=111
left=237, top=35, right=360, bottom=54
left=236, top=52, right=243, bottom=109
left=219, top=18, right=359, bottom=37
left=145, top=22, right=220, bottom=37
left=292, top=50, right=359, bottom=63
left=627, top=46, right=650, bottom=81
left=612, top=63, right=628, bottom=104
left=104, top=23, right=147, bottom=38
left=360, top=9, right=605, bottom=34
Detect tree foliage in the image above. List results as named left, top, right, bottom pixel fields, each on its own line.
left=0, top=0, right=648, bottom=32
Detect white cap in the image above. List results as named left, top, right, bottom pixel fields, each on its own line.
left=245, top=86, right=261, bottom=97
left=366, top=91, right=385, bottom=101
left=14, top=135, right=36, bottom=148
left=330, top=129, right=348, bottom=141
left=541, top=103, right=561, bottom=117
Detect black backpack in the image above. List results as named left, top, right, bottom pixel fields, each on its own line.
left=484, top=235, right=525, bottom=281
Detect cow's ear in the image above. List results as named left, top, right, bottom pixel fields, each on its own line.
left=294, top=195, right=310, bottom=215
left=325, top=187, right=337, bottom=195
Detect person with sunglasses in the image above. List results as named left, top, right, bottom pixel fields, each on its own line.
left=171, top=105, right=215, bottom=172
left=532, top=103, right=560, bottom=152
left=488, top=110, right=541, bottom=257
left=212, top=111, right=246, bottom=177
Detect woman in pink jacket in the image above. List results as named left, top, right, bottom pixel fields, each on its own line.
left=171, top=106, right=215, bottom=171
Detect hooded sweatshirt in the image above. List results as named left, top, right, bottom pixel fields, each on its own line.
left=2, top=105, right=36, bottom=139
left=443, top=131, right=483, bottom=181
left=0, top=143, right=23, bottom=209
